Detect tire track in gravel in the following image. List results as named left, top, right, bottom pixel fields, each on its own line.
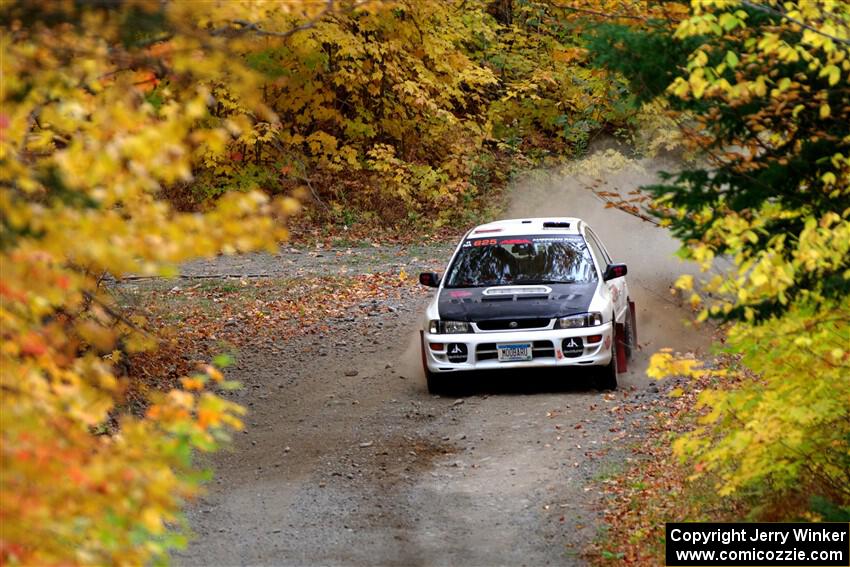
left=176, top=145, right=710, bottom=566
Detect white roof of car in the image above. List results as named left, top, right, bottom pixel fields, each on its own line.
left=467, top=217, right=583, bottom=237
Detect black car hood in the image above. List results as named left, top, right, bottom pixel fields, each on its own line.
left=437, top=282, right=597, bottom=322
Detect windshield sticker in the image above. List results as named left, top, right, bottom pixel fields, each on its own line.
left=531, top=236, right=574, bottom=242
left=462, top=236, right=576, bottom=247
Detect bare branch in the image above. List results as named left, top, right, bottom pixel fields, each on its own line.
left=209, top=0, right=336, bottom=40
left=209, top=0, right=384, bottom=40
left=82, top=290, right=154, bottom=338
left=267, top=138, right=329, bottom=210
left=555, top=4, right=646, bottom=22
left=588, top=186, right=662, bottom=226
left=739, top=1, right=850, bottom=47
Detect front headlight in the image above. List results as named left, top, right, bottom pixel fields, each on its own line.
left=428, top=320, right=473, bottom=334
left=556, top=312, right=603, bottom=329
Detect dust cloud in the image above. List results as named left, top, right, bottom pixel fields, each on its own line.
left=402, top=139, right=712, bottom=388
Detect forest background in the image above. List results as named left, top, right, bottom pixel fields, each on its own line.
left=1, top=0, right=848, bottom=565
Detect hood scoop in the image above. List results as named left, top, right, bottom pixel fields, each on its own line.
left=481, top=285, right=551, bottom=301
left=482, top=285, right=551, bottom=296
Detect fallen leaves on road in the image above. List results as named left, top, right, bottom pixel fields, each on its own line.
left=125, top=271, right=428, bottom=405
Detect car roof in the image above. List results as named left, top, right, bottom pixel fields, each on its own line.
left=466, top=217, right=584, bottom=238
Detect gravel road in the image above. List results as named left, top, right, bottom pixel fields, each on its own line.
left=175, top=147, right=710, bottom=566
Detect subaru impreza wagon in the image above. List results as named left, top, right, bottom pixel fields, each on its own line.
left=418, top=218, right=635, bottom=393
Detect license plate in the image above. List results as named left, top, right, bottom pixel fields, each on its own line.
left=497, top=343, right=532, bottom=362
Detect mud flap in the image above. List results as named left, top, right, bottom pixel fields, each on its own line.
left=419, top=330, right=428, bottom=373
left=615, top=322, right=628, bottom=373
left=628, top=299, right=637, bottom=349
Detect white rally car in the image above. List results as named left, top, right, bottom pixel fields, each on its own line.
left=418, top=217, right=635, bottom=393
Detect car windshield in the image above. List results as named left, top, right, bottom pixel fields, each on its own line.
left=444, top=235, right=597, bottom=288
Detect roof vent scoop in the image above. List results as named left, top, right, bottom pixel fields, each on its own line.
left=542, top=221, right=570, bottom=228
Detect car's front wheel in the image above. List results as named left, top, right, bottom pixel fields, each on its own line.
left=596, top=354, right=618, bottom=390
left=421, top=334, right=449, bottom=395
left=425, top=369, right=446, bottom=395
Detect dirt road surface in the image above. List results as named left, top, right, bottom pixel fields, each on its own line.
left=175, top=147, right=710, bottom=566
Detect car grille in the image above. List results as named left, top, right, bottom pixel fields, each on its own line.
left=475, top=340, right=556, bottom=361
left=475, top=318, right=551, bottom=331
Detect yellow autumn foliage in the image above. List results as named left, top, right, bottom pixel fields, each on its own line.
left=645, top=0, right=850, bottom=516
left=0, top=1, right=316, bottom=563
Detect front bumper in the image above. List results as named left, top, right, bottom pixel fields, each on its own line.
left=422, top=323, right=614, bottom=374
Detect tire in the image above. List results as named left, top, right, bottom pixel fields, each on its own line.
left=596, top=356, right=618, bottom=390
left=421, top=331, right=445, bottom=395
left=425, top=369, right=446, bottom=395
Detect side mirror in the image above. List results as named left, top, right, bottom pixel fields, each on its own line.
left=419, top=272, right=441, bottom=288
left=603, top=263, right=627, bottom=281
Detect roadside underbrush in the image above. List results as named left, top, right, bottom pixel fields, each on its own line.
left=588, top=349, right=849, bottom=565
left=114, top=269, right=431, bottom=413
left=587, top=362, right=747, bottom=565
